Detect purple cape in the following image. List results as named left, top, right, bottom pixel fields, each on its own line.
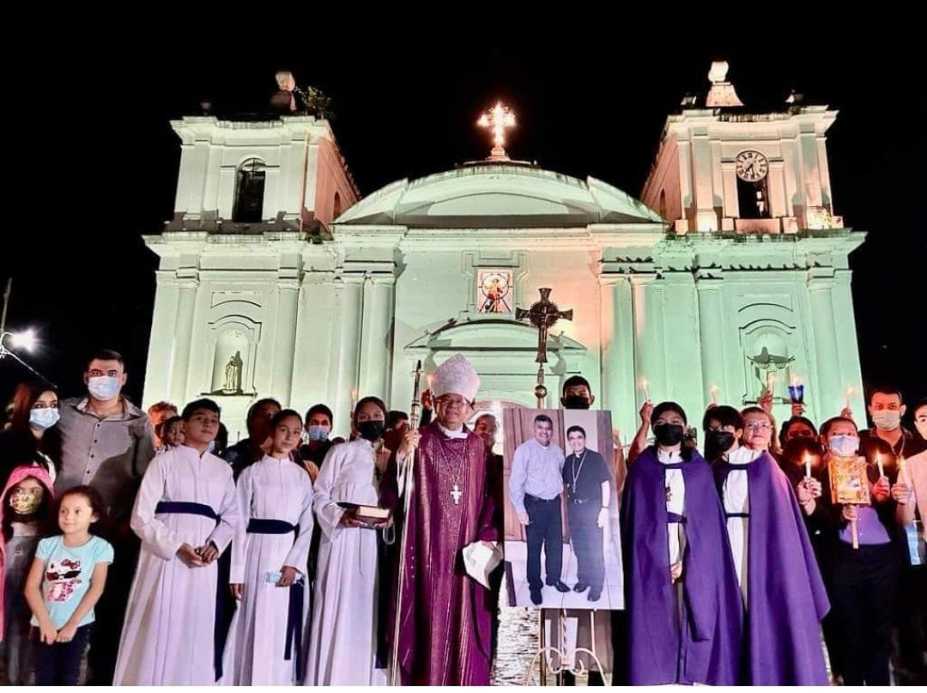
left=621, top=447, right=743, bottom=685
left=380, top=422, right=499, bottom=685
left=714, top=452, right=830, bottom=685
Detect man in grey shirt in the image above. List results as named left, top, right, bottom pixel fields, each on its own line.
left=56, top=349, right=155, bottom=684
left=510, top=414, right=569, bottom=604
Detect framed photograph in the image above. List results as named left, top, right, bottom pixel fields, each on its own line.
left=502, top=408, right=623, bottom=610
left=828, top=456, right=871, bottom=506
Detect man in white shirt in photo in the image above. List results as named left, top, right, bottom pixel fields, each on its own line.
left=510, top=414, right=569, bottom=605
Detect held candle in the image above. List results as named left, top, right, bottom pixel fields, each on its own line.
left=804, top=452, right=812, bottom=479
left=877, top=453, right=885, bottom=478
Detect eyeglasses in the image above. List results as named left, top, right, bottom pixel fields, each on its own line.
left=745, top=422, right=772, bottom=431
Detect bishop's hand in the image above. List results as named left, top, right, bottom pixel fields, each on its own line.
left=397, top=429, right=421, bottom=460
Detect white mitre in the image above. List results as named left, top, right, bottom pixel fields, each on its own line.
left=431, top=353, right=480, bottom=402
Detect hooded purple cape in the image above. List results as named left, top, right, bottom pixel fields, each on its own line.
left=621, top=446, right=743, bottom=685
left=380, top=422, right=499, bottom=685
left=713, top=451, right=830, bottom=685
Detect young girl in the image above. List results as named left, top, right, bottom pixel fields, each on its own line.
left=305, top=397, right=390, bottom=685
left=0, top=466, right=55, bottom=684
left=223, top=409, right=314, bottom=685
left=23, top=486, right=112, bottom=685
left=155, top=415, right=185, bottom=452
left=113, top=398, right=238, bottom=685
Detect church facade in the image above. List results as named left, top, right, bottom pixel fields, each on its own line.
left=142, top=65, right=866, bottom=441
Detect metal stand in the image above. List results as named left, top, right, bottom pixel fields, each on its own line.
left=523, top=609, right=607, bottom=686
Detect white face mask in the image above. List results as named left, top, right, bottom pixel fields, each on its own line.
left=871, top=410, right=902, bottom=432
left=87, top=376, right=121, bottom=401
left=29, top=407, right=60, bottom=430
left=829, top=434, right=860, bottom=457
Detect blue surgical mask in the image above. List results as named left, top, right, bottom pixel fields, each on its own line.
left=29, top=407, right=60, bottom=430
left=88, top=375, right=121, bottom=401
left=307, top=425, right=330, bottom=442
left=829, top=434, right=859, bottom=457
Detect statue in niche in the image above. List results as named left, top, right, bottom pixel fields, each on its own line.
left=747, top=346, right=794, bottom=401
left=223, top=350, right=244, bottom=394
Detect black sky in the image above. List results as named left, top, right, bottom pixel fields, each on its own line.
left=2, top=36, right=924, bottom=418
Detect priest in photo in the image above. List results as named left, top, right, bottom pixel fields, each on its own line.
left=381, top=354, right=500, bottom=685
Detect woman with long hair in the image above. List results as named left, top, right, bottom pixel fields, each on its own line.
left=0, top=382, right=61, bottom=489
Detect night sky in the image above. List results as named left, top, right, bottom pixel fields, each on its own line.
left=2, top=38, right=923, bottom=421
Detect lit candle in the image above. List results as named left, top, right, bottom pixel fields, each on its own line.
left=876, top=452, right=885, bottom=478
left=709, top=385, right=720, bottom=405
left=803, top=452, right=812, bottom=479
left=791, top=374, right=802, bottom=388
left=845, top=386, right=854, bottom=411
left=766, top=371, right=776, bottom=394
left=350, top=388, right=359, bottom=411
left=639, top=378, right=650, bottom=402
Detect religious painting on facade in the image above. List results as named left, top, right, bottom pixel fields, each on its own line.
left=502, top=408, right=623, bottom=610
left=476, top=269, right=513, bottom=314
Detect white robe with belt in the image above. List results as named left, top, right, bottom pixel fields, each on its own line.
left=114, top=446, right=239, bottom=685
left=304, top=438, right=387, bottom=685
left=222, top=455, right=314, bottom=685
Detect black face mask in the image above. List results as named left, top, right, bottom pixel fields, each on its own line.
left=562, top=395, right=591, bottom=410
left=357, top=420, right=385, bottom=442
left=705, top=429, right=736, bottom=459
left=653, top=423, right=685, bottom=447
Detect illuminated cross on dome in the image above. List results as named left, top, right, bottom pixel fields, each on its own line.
left=477, top=101, right=516, bottom=161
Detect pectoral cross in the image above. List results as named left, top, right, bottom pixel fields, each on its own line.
left=451, top=484, right=463, bottom=505
left=516, top=288, right=573, bottom=365
left=477, top=101, right=516, bottom=161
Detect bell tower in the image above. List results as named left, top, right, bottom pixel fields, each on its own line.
left=642, top=61, right=843, bottom=235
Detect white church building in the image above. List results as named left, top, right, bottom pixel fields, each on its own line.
left=142, top=63, right=866, bottom=441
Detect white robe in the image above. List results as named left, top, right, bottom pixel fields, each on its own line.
left=305, top=439, right=387, bottom=685
left=114, top=445, right=239, bottom=685
left=722, top=445, right=762, bottom=604
left=222, top=455, right=314, bottom=685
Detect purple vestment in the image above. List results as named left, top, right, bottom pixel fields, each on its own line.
left=621, top=447, right=743, bottom=685
left=381, top=422, right=499, bottom=685
left=713, top=451, right=831, bottom=685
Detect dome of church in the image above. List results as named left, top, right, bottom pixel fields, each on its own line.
left=334, top=163, right=663, bottom=228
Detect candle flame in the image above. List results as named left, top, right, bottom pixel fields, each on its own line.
left=791, top=374, right=801, bottom=386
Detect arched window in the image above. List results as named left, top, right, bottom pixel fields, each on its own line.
left=233, top=158, right=266, bottom=223
left=333, top=191, right=342, bottom=220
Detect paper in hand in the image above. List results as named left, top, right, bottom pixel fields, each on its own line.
left=462, top=541, right=502, bottom=589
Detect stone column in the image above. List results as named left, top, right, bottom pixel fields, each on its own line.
left=143, top=271, right=180, bottom=407
left=170, top=274, right=199, bottom=405
left=358, top=275, right=395, bottom=400
left=807, top=273, right=842, bottom=414
left=631, top=275, right=665, bottom=406
left=332, top=275, right=365, bottom=435
left=696, top=274, right=727, bottom=404
left=271, top=278, right=300, bottom=405
left=599, top=274, right=636, bottom=438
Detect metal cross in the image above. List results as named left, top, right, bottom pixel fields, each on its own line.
left=450, top=483, right=463, bottom=505
left=516, top=288, right=573, bottom=365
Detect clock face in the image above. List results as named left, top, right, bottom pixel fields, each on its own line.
left=735, top=150, right=769, bottom=182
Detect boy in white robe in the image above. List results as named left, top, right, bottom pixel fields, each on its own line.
left=223, top=409, right=315, bottom=685
left=113, top=398, right=239, bottom=685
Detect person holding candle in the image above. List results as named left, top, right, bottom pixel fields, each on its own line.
left=815, top=417, right=903, bottom=685
left=621, top=401, right=742, bottom=685
left=710, top=405, right=830, bottom=684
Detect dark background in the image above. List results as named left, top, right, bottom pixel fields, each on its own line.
left=1, top=37, right=923, bottom=423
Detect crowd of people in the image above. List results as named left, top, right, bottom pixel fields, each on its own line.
left=0, top=346, right=924, bottom=686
